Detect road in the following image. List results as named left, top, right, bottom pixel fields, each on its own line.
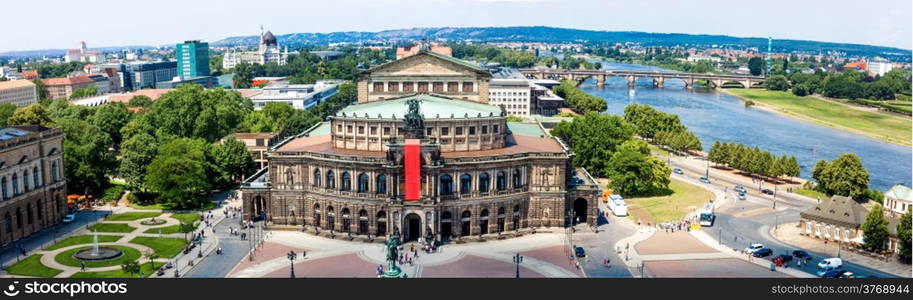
left=666, top=156, right=898, bottom=278
left=571, top=200, right=635, bottom=277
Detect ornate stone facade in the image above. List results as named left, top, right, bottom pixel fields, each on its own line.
left=241, top=51, right=599, bottom=243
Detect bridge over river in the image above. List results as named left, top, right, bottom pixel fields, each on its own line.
left=517, top=68, right=766, bottom=89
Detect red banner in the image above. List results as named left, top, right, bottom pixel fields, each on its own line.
left=404, top=139, right=421, bottom=201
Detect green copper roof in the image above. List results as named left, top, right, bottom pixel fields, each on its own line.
left=506, top=122, right=548, bottom=138
left=886, top=184, right=912, bottom=201
left=336, top=94, right=503, bottom=120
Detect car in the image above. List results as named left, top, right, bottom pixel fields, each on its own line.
left=62, top=214, right=76, bottom=223
left=761, top=188, right=774, bottom=195
left=752, top=248, right=773, bottom=257
left=744, top=243, right=764, bottom=254
left=734, top=185, right=747, bottom=193
left=737, top=192, right=746, bottom=200
left=574, top=246, right=586, bottom=258
left=821, top=269, right=844, bottom=278
left=699, top=177, right=711, bottom=183
left=817, top=258, right=843, bottom=269
left=673, top=168, right=684, bottom=175
left=792, top=250, right=811, bottom=260
left=772, top=254, right=793, bottom=264
left=839, top=272, right=855, bottom=278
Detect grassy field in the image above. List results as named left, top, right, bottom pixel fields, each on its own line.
left=70, top=262, right=163, bottom=278
left=726, top=89, right=912, bottom=146
left=5, top=255, right=63, bottom=277
left=89, top=223, right=137, bottom=233
left=794, top=188, right=828, bottom=200
left=143, top=224, right=182, bottom=234
left=128, top=237, right=188, bottom=258
left=129, top=203, right=165, bottom=210
left=626, top=178, right=714, bottom=224
left=45, top=235, right=123, bottom=250
left=106, top=212, right=162, bottom=221
left=170, top=213, right=201, bottom=224
left=54, top=245, right=142, bottom=268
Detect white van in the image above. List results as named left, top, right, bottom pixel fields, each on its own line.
left=817, top=257, right=843, bottom=269
left=607, top=194, right=627, bottom=217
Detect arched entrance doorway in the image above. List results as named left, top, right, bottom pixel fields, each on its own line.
left=460, top=210, right=471, bottom=237
left=479, top=209, right=489, bottom=235
left=440, top=211, right=452, bottom=241
left=403, top=213, right=422, bottom=242
left=572, top=198, right=587, bottom=225
left=253, top=196, right=266, bottom=221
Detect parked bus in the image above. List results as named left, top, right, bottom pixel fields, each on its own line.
left=699, top=203, right=715, bottom=227
left=607, top=194, right=627, bottom=217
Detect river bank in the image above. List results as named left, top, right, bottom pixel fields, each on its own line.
left=721, top=89, right=912, bottom=147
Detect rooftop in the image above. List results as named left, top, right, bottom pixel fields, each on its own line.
left=335, top=94, right=503, bottom=120
left=41, top=75, right=94, bottom=86
left=274, top=132, right=564, bottom=158
left=885, top=184, right=912, bottom=202
left=0, top=79, right=36, bottom=90
left=800, top=195, right=869, bottom=227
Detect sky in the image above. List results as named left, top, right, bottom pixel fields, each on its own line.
left=1, top=0, right=910, bottom=52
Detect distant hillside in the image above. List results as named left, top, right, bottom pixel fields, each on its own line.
left=213, top=26, right=910, bottom=62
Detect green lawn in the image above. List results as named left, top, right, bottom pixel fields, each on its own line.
left=54, top=245, right=142, bottom=268
left=106, top=212, right=162, bottom=221
left=128, top=237, right=188, bottom=258
left=129, top=203, right=165, bottom=210
left=169, top=213, right=201, bottom=224
left=143, top=224, right=182, bottom=234
left=626, top=178, right=714, bottom=224
left=70, top=262, right=164, bottom=278
left=5, top=255, right=63, bottom=277
left=88, top=223, right=137, bottom=233
left=794, top=188, right=829, bottom=200
left=45, top=235, right=123, bottom=251
left=727, top=90, right=912, bottom=145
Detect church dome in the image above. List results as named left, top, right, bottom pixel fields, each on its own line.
left=261, top=31, right=277, bottom=46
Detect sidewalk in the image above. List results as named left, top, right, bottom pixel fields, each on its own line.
left=770, top=222, right=911, bottom=277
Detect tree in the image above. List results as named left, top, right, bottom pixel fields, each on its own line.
left=897, top=210, right=912, bottom=263
left=233, top=62, right=254, bottom=88
left=118, top=133, right=158, bottom=190
left=786, top=156, right=801, bottom=178
left=144, top=84, right=252, bottom=142
left=0, top=103, right=17, bottom=126
left=243, top=102, right=295, bottom=133
left=120, top=260, right=141, bottom=278
left=127, top=95, right=153, bottom=108
left=7, top=104, right=54, bottom=126
left=814, top=154, right=870, bottom=199
left=861, top=205, right=889, bottom=252
left=31, top=79, right=48, bottom=101
left=748, top=57, right=764, bottom=76
left=212, top=137, right=256, bottom=188
left=69, top=84, right=97, bottom=100
left=145, top=138, right=212, bottom=209
left=179, top=221, right=196, bottom=241
left=765, top=75, right=789, bottom=91
left=58, top=118, right=116, bottom=196
left=791, top=83, right=811, bottom=96
left=143, top=250, right=159, bottom=270
left=89, top=102, right=132, bottom=148
left=551, top=112, right=634, bottom=177
left=605, top=139, right=670, bottom=196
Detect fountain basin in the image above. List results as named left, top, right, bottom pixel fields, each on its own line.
left=73, top=247, right=124, bottom=261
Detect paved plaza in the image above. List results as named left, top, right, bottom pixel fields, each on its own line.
left=644, top=258, right=791, bottom=278
left=227, top=231, right=584, bottom=278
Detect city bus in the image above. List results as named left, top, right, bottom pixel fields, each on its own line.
left=699, top=203, right=715, bottom=227
left=607, top=194, right=628, bottom=217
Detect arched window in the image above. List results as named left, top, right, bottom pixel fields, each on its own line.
left=15, top=207, right=22, bottom=229
left=358, top=209, right=369, bottom=235
left=36, top=199, right=43, bottom=220
left=3, top=212, right=10, bottom=233
left=440, top=175, right=453, bottom=195
left=1, top=177, right=7, bottom=200
left=341, top=208, right=351, bottom=232
left=313, top=169, right=321, bottom=187
left=513, top=205, right=521, bottom=230
left=460, top=210, right=472, bottom=236
left=480, top=209, right=490, bottom=234
left=496, top=171, right=506, bottom=191
left=459, top=173, right=472, bottom=194
left=341, top=172, right=352, bottom=191
left=357, top=173, right=370, bottom=193
left=326, top=171, right=336, bottom=189
left=23, top=170, right=29, bottom=192
left=497, top=207, right=506, bottom=233
left=376, top=211, right=387, bottom=236
left=11, top=174, right=18, bottom=195
left=479, top=173, right=490, bottom=193
left=376, top=174, right=387, bottom=195
left=512, top=169, right=522, bottom=188
left=313, top=204, right=321, bottom=228
left=25, top=203, right=32, bottom=224
left=327, top=206, right=335, bottom=231
left=33, top=167, right=40, bottom=188
left=51, top=161, right=59, bottom=182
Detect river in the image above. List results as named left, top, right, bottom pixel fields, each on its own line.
left=576, top=60, right=911, bottom=191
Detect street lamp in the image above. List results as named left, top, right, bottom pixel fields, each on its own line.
left=287, top=250, right=297, bottom=278
left=513, top=253, right=523, bottom=278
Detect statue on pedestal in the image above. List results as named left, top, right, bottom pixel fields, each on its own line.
left=379, top=235, right=407, bottom=278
